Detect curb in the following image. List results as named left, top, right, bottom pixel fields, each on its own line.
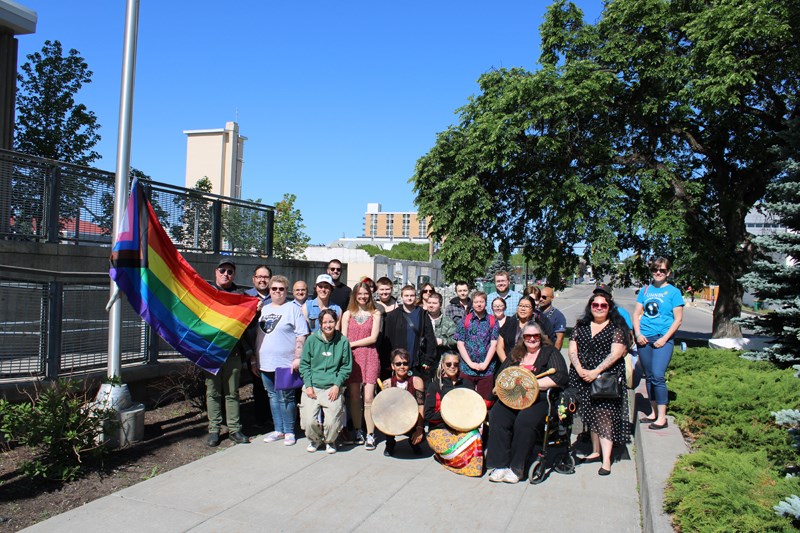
left=634, top=379, right=689, bottom=533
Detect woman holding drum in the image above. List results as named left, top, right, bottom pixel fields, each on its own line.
left=486, top=322, right=568, bottom=483
left=423, top=352, right=485, bottom=477
left=379, top=348, right=425, bottom=456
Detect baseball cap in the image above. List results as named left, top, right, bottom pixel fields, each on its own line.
left=217, top=258, right=236, bottom=269
left=315, top=274, right=334, bottom=287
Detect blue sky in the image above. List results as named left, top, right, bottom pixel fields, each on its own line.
left=16, top=0, right=602, bottom=244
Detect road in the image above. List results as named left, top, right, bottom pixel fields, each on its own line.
left=552, top=282, right=716, bottom=340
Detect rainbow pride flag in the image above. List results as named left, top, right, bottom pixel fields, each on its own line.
left=109, top=180, right=259, bottom=374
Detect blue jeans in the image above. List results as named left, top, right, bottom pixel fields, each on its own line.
left=261, top=371, right=296, bottom=435
left=637, top=336, right=674, bottom=405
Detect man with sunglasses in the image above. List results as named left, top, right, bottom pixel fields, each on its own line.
left=538, top=287, right=567, bottom=349
left=326, top=259, right=352, bottom=310
left=204, top=259, right=253, bottom=447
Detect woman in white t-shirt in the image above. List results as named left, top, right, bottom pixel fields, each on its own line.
left=253, top=275, right=309, bottom=446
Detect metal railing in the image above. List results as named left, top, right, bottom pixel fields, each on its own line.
left=0, top=266, right=179, bottom=380
left=0, top=149, right=274, bottom=256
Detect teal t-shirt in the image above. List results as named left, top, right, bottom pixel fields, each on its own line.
left=636, top=283, right=684, bottom=337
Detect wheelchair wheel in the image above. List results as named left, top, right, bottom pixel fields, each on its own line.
left=529, top=460, right=546, bottom=485
left=554, top=453, right=576, bottom=475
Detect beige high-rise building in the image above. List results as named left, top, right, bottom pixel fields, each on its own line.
left=362, top=203, right=430, bottom=241
left=183, top=121, right=246, bottom=198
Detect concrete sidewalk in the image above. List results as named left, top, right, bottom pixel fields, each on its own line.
left=22, top=429, right=641, bottom=533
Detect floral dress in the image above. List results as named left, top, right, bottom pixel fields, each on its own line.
left=568, top=322, right=630, bottom=444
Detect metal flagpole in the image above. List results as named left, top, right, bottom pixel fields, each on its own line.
left=100, top=0, right=140, bottom=411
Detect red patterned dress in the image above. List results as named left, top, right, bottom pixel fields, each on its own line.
left=345, top=314, right=380, bottom=384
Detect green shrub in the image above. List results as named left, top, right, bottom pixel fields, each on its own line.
left=665, top=449, right=800, bottom=533
left=664, top=349, right=800, bottom=531
left=0, top=380, right=116, bottom=481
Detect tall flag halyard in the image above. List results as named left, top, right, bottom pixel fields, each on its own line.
left=109, top=180, right=259, bottom=374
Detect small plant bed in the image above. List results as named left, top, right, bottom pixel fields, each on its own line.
left=665, top=348, right=800, bottom=532
left=0, top=382, right=264, bottom=531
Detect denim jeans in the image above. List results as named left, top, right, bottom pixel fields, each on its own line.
left=261, top=371, right=296, bottom=435
left=637, top=336, right=674, bottom=405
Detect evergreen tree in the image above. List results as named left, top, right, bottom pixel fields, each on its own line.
left=739, top=119, right=800, bottom=367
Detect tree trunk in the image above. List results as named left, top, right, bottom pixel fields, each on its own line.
left=712, top=270, right=744, bottom=338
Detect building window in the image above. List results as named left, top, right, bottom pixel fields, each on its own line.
left=386, top=214, right=394, bottom=236
left=370, top=214, right=378, bottom=237
left=418, top=218, right=427, bottom=237
left=402, top=214, right=410, bottom=237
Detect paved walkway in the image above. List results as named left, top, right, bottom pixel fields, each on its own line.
left=23, top=426, right=641, bottom=533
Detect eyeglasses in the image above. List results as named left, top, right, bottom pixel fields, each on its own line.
left=328, top=267, right=341, bottom=272
left=254, top=275, right=270, bottom=280
left=443, top=362, right=459, bottom=368
left=591, top=302, right=609, bottom=310
left=270, top=287, right=286, bottom=292
left=422, top=289, right=433, bottom=294
left=523, top=333, right=541, bottom=341
left=652, top=268, right=668, bottom=274
left=217, top=268, right=235, bottom=275
left=517, top=304, right=532, bottom=309
left=393, top=361, right=409, bottom=367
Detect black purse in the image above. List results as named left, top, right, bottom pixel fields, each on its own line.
left=590, top=371, right=622, bottom=399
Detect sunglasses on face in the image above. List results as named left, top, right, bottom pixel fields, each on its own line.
left=591, top=302, right=609, bottom=310
left=652, top=268, right=668, bottom=274
left=328, top=267, right=341, bottom=272
left=393, top=361, right=409, bottom=367
left=443, top=362, right=459, bottom=368
left=217, top=268, right=235, bottom=275
left=422, top=289, right=433, bottom=294
left=270, top=287, right=286, bottom=292
left=523, top=333, right=541, bottom=341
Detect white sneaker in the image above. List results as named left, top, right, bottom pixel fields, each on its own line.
left=284, top=433, right=296, bottom=446
left=364, top=433, right=376, bottom=451
left=263, top=431, right=285, bottom=443
left=503, top=470, right=520, bottom=484
left=489, top=468, right=507, bottom=482
left=326, top=443, right=337, bottom=454
left=306, top=442, right=320, bottom=453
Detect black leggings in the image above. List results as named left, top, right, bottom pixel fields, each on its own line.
left=486, top=400, right=548, bottom=476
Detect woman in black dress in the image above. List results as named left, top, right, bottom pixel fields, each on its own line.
left=568, top=293, right=630, bottom=476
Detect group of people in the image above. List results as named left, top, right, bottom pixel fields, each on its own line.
left=204, top=258, right=683, bottom=483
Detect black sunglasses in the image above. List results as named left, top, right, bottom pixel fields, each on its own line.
left=217, top=268, right=235, bottom=275
left=443, top=362, right=458, bottom=368
left=393, top=361, right=409, bottom=367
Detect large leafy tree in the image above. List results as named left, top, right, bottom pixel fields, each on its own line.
left=14, top=40, right=100, bottom=164
left=9, top=40, right=101, bottom=239
left=413, top=0, right=799, bottom=337
left=273, top=193, right=310, bottom=260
